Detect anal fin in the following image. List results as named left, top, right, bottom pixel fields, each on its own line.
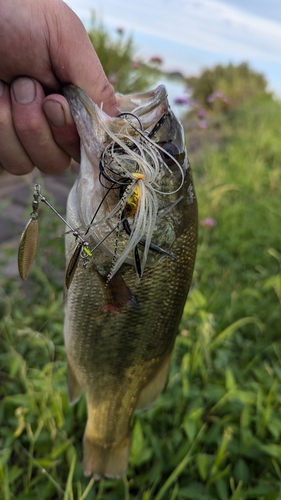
left=136, top=353, right=172, bottom=410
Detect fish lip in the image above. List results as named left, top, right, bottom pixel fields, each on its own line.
left=63, top=84, right=87, bottom=100
left=63, top=84, right=98, bottom=118
left=63, top=84, right=171, bottom=155
left=116, top=84, right=168, bottom=116
left=63, top=84, right=168, bottom=118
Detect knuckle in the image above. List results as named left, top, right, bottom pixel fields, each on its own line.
left=100, top=82, right=117, bottom=109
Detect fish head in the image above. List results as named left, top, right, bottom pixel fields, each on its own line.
left=64, top=84, right=193, bottom=278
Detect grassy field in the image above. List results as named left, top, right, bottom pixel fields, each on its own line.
left=1, top=93, right=281, bottom=499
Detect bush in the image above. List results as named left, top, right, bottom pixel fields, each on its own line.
left=186, top=63, right=270, bottom=113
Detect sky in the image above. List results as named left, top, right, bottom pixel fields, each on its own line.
left=65, top=0, right=281, bottom=97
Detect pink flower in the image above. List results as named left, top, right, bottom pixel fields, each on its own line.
left=198, top=120, right=208, bottom=129
left=200, top=218, right=217, bottom=227
left=207, top=90, right=224, bottom=103
left=189, top=99, right=199, bottom=109
left=131, top=61, right=141, bottom=69
left=149, top=56, right=163, bottom=64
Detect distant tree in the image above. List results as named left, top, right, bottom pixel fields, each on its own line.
left=87, top=13, right=162, bottom=94
left=186, top=63, right=269, bottom=113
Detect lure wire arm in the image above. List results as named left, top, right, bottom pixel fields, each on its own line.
left=34, top=183, right=92, bottom=258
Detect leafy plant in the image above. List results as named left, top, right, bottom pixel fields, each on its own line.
left=87, top=13, right=161, bottom=94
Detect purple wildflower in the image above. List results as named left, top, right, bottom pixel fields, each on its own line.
left=200, top=218, right=217, bottom=227
left=197, top=109, right=206, bottom=119
left=174, top=96, right=190, bottom=105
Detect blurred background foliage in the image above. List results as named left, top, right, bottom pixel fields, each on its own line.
left=1, top=13, right=281, bottom=500
left=185, top=62, right=270, bottom=114
left=87, top=13, right=162, bottom=94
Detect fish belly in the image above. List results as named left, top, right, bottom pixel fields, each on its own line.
left=64, top=179, right=197, bottom=478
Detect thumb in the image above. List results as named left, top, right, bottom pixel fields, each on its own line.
left=47, top=0, right=118, bottom=116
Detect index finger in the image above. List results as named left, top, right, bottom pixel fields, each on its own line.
left=46, top=1, right=118, bottom=116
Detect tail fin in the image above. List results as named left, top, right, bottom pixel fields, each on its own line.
left=83, top=431, right=131, bottom=478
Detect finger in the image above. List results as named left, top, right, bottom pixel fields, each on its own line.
left=42, top=95, right=81, bottom=163
left=0, top=80, right=34, bottom=175
left=46, top=1, right=118, bottom=116
left=11, top=77, right=72, bottom=174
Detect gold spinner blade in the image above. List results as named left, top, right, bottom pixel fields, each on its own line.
left=18, top=217, right=39, bottom=280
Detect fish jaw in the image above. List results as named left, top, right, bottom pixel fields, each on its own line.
left=63, top=84, right=108, bottom=151
left=63, top=85, right=107, bottom=235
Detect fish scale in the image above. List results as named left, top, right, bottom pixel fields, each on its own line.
left=63, top=84, right=198, bottom=478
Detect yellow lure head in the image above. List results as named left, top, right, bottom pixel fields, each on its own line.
left=124, top=173, right=144, bottom=218
left=132, top=173, right=145, bottom=180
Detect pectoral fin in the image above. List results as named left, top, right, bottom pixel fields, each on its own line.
left=67, top=361, right=83, bottom=404
left=98, top=272, right=139, bottom=313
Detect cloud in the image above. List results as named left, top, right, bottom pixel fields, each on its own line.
left=65, top=0, right=281, bottom=64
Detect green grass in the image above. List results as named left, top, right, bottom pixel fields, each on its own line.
left=1, top=93, right=281, bottom=499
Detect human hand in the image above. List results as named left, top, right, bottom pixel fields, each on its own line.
left=0, top=0, right=118, bottom=175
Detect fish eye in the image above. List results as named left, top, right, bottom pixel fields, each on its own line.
left=160, top=142, right=180, bottom=165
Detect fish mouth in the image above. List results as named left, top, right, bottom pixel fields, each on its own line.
left=64, top=84, right=186, bottom=281
left=115, top=85, right=169, bottom=124
left=63, top=84, right=169, bottom=136
left=64, top=84, right=168, bottom=112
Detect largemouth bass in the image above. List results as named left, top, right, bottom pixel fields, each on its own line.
left=63, top=84, right=198, bottom=478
